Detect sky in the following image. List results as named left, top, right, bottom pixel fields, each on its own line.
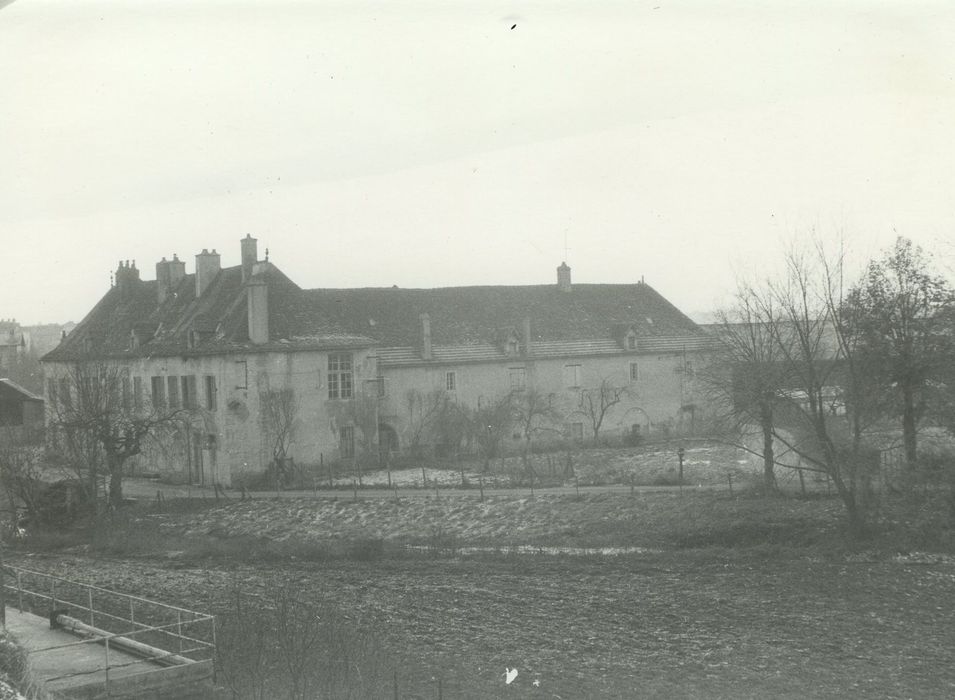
left=3, top=0, right=955, bottom=324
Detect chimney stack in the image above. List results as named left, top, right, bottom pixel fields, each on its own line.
left=557, top=262, right=572, bottom=293
left=156, top=255, right=186, bottom=304
left=156, top=257, right=171, bottom=304
left=247, top=276, right=269, bottom=344
left=523, top=317, right=533, bottom=356
left=241, top=234, right=258, bottom=282
left=114, top=260, right=141, bottom=295
left=195, top=248, right=221, bottom=298
left=419, top=313, right=433, bottom=360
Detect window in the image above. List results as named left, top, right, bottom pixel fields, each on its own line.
left=181, top=375, right=198, bottom=409
left=328, top=353, right=354, bottom=399
left=167, top=376, right=180, bottom=409
left=563, top=364, right=582, bottom=388
left=376, top=375, right=386, bottom=398
left=151, top=376, right=165, bottom=409
left=133, top=377, right=143, bottom=412
left=508, top=367, right=525, bottom=390
left=235, top=360, right=248, bottom=390
left=204, top=375, right=217, bottom=410
left=339, top=425, right=355, bottom=458
left=446, top=371, right=457, bottom=392
left=627, top=336, right=637, bottom=350
left=630, top=362, right=640, bottom=382
left=121, top=377, right=131, bottom=412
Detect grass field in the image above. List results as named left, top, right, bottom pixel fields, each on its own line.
left=9, top=482, right=955, bottom=698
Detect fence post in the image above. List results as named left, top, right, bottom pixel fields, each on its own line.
left=129, top=597, right=135, bottom=627
left=211, top=615, right=218, bottom=684
left=51, top=579, right=56, bottom=611
left=798, top=469, right=806, bottom=497
left=88, top=588, right=94, bottom=626
left=177, top=611, right=184, bottom=653
left=16, top=571, right=22, bottom=613
left=104, top=637, right=111, bottom=695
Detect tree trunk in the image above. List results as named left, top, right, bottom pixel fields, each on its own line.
left=108, top=455, right=124, bottom=508
left=760, top=411, right=776, bottom=492
left=901, top=384, right=918, bottom=472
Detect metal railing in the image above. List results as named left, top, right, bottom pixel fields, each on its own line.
left=2, top=565, right=215, bottom=695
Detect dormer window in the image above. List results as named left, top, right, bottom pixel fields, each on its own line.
left=507, top=338, right=519, bottom=356
left=627, top=335, right=637, bottom=350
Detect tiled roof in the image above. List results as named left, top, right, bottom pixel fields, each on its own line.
left=43, top=261, right=710, bottom=363
left=43, top=264, right=375, bottom=362
left=304, top=282, right=704, bottom=346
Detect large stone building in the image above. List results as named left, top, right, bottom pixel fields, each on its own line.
left=42, top=236, right=713, bottom=486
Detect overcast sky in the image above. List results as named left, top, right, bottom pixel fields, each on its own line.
left=3, top=0, right=955, bottom=324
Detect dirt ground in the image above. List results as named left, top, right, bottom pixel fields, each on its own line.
left=9, top=486, right=955, bottom=699
left=9, top=548, right=955, bottom=699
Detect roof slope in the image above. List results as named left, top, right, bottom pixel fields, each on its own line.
left=0, top=378, right=44, bottom=402
left=43, top=262, right=708, bottom=362
left=43, top=264, right=374, bottom=362
left=304, top=283, right=703, bottom=346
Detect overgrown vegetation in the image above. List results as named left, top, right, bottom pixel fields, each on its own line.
left=705, top=236, right=955, bottom=532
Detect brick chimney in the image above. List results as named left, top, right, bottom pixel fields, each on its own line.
left=523, top=317, right=533, bottom=356
left=241, top=234, right=258, bottom=282
left=557, top=262, right=572, bottom=293
left=155, top=257, right=171, bottom=304
left=156, top=255, right=186, bottom=304
left=247, top=276, right=269, bottom=344
left=114, top=260, right=140, bottom=295
left=195, top=248, right=221, bottom=298
left=419, top=313, right=433, bottom=360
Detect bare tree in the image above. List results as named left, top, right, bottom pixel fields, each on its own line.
left=511, top=389, right=562, bottom=473
left=259, top=387, right=299, bottom=486
left=766, top=243, right=882, bottom=531
left=48, top=362, right=183, bottom=508
left=432, top=394, right=470, bottom=460
left=468, top=393, right=514, bottom=472
left=574, top=379, right=630, bottom=447
left=0, top=428, right=45, bottom=530
left=403, top=388, right=444, bottom=458
left=702, top=284, right=792, bottom=491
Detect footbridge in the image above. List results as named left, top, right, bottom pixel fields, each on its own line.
left=1, top=566, right=215, bottom=699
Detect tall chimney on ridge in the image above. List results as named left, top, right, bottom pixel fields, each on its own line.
left=241, top=234, right=258, bottom=282
left=195, top=249, right=221, bottom=297
left=557, top=262, right=572, bottom=293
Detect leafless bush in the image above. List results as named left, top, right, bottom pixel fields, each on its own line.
left=216, top=578, right=394, bottom=699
